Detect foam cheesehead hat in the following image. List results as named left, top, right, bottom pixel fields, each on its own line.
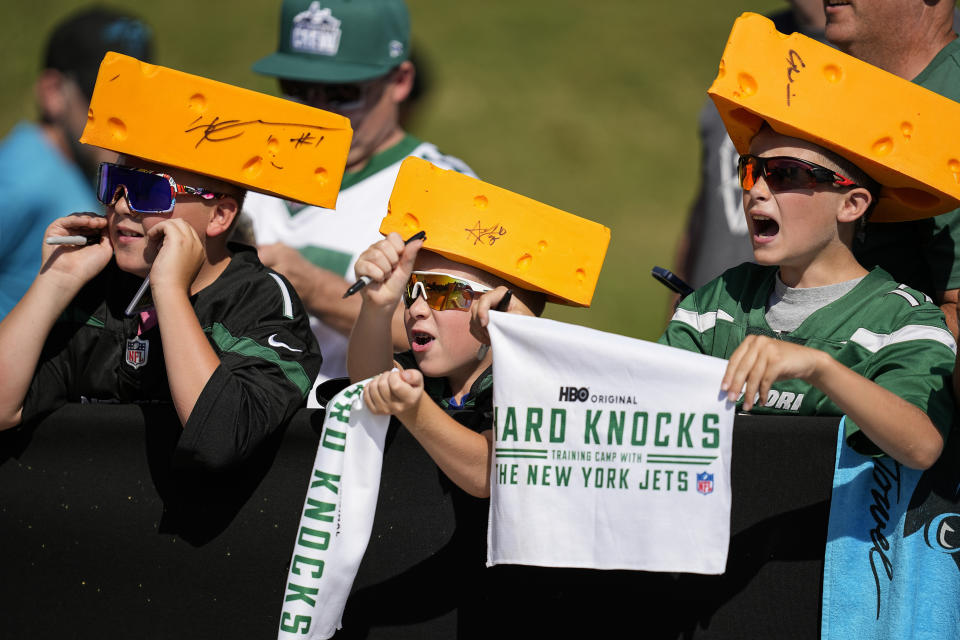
left=79, top=53, right=353, bottom=208
left=380, top=157, right=610, bottom=307
left=708, top=13, right=960, bottom=223
left=253, top=0, right=410, bottom=83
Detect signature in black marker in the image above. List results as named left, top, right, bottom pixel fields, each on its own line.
left=184, top=116, right=339, bottom=149
left=291, top=132, right=317, bottom=148
left=465, top=222, right=507, bottom=246
left=785, top=49, right=805, bottom=106
left=867, top=456, right=901, bottom=619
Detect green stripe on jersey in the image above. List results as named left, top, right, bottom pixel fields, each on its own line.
left=206, top=323, right=312, bottom=396
left=58, top=304, right=105, bottom=328
left=298, top=245, right=353, bottom=277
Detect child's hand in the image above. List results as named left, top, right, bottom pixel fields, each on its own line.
left=470, top=286, right=527, bottom=345
left=353, top=233, right=422, bottom=310
left=40, top=214, right=112, bottom=288
left=146, top=219, right=205, bottom=294
left=363, top=368, right=424, bottom=423
left=721, top=335, right=828, bottom=410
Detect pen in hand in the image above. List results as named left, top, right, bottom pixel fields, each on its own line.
left=124, top=275, right=151, bottom=317
left=342, top=230, right=427, bottom=298
left=45, top=235, right=101, bottom=246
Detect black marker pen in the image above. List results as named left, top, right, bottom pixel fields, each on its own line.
left=342, top=230, right=427, bottom=298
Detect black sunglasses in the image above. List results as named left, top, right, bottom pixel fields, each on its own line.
left=738, top=154, right=858, bottom=192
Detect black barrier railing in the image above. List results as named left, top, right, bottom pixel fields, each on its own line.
left=0, top=405, right=840, bottom=639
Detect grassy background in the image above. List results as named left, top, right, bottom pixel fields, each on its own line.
left=0, top=0, right=784, bottom=340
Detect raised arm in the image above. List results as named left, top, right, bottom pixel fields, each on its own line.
left=347, top=233, right=422, bottom=382
left=148, top=218, right=222, bottom=427
left=0, top=214, right=112, bottom=429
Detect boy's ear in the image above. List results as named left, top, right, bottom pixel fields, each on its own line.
left=388, top=60, right=415, bottom=104
left=35, top=70, right=69, bottom=121
left=205, top=196, right=239, bottom=238
left=837, top=187, right=872, bottom=225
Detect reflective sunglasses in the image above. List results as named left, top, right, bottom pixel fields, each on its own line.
left=404, top=271, right=492, bottom=311
left=280, top=71, right=393, bottom=112
left=97, top=162, right=228, bottom=214
left=738, top=154, right=858, bottom=192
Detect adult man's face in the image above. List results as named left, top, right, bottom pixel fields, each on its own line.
left=824, top=0, right=918, bottom=52
left=281, top=61, right=413, bottom=171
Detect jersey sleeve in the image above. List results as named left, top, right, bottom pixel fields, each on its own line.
left=20, top=324, right=75, bottom=426
left=19, top=288, right=108, bottom=426
left=844, top=304, right=957, bottom=454
left=657, top=273, right=738, bottom=356
left=175, top=273, right=323, bottom=471
left=658, top=296, right=710, bottom=355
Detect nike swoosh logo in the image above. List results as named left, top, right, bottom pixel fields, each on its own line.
left=268, top=333, right=303, bottom=352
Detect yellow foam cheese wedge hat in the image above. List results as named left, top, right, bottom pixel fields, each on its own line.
left=380, top=157, right=610, bottom=307
left=80, top=52, right=352, bottom=208
left=708, top=13, right=960, bottom=222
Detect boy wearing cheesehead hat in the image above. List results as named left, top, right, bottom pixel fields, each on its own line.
left=343, top=157, right=608, bottom=633
left=0, top=53, right=353, bottom=470
left=660, top=14, right=957, bottom=470
left=246, top=0, right=475, bottom=393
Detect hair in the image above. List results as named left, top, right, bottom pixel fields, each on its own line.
left=513, top=289, right=547, bottom=317
left=461, top=262, right=547, bottom=317
left=44, top=7, right=154, bottom=100
left=812, top=145, right=880, bottom=224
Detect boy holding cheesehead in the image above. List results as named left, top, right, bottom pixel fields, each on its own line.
left=0, top=53, right=353, bottom=469
left=660, top=14, right=959, bottom=469
left=342, top=156, right=608, bottom=634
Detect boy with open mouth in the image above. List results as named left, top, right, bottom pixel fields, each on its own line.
left=660, top=14, right=960, bottom=470
left=342, top=156, right=608, bottom=633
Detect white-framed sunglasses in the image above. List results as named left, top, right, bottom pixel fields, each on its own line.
left=404, top=271, right=492, bottom=311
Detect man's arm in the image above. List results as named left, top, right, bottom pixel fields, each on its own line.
left=722, top=335, right=945, bottom=469
left=259, top=243, right=408, bottom=350
left=0, top=214, right=111, bottom=429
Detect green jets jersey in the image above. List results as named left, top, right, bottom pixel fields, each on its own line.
left=658, top=263, right=956, bottom=453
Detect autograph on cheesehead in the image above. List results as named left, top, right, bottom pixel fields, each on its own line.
left=465, top=221, right=507, bottom=246
left=184, top=115, right=339, bottom=149
left=785, top=49, right=805, bottom=107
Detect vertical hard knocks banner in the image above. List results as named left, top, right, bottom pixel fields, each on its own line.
left=277, top=381, right=389, bottom=640
left=486, top=313, right=734, bottom=574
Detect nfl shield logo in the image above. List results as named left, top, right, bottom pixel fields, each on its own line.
left=125, top=337, right=149, bottom=369
left=696, top=472, right=715, bottom=495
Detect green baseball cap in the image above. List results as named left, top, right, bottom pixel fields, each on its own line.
left=253, top=0, right=410, bottom=84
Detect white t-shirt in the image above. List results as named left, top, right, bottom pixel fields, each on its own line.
left=243, top=135, right=475, bottom=404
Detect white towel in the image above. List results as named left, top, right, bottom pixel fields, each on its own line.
left=277, top=380, right=390, bottom=639
left=486, top=312, right=734, bottom=574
